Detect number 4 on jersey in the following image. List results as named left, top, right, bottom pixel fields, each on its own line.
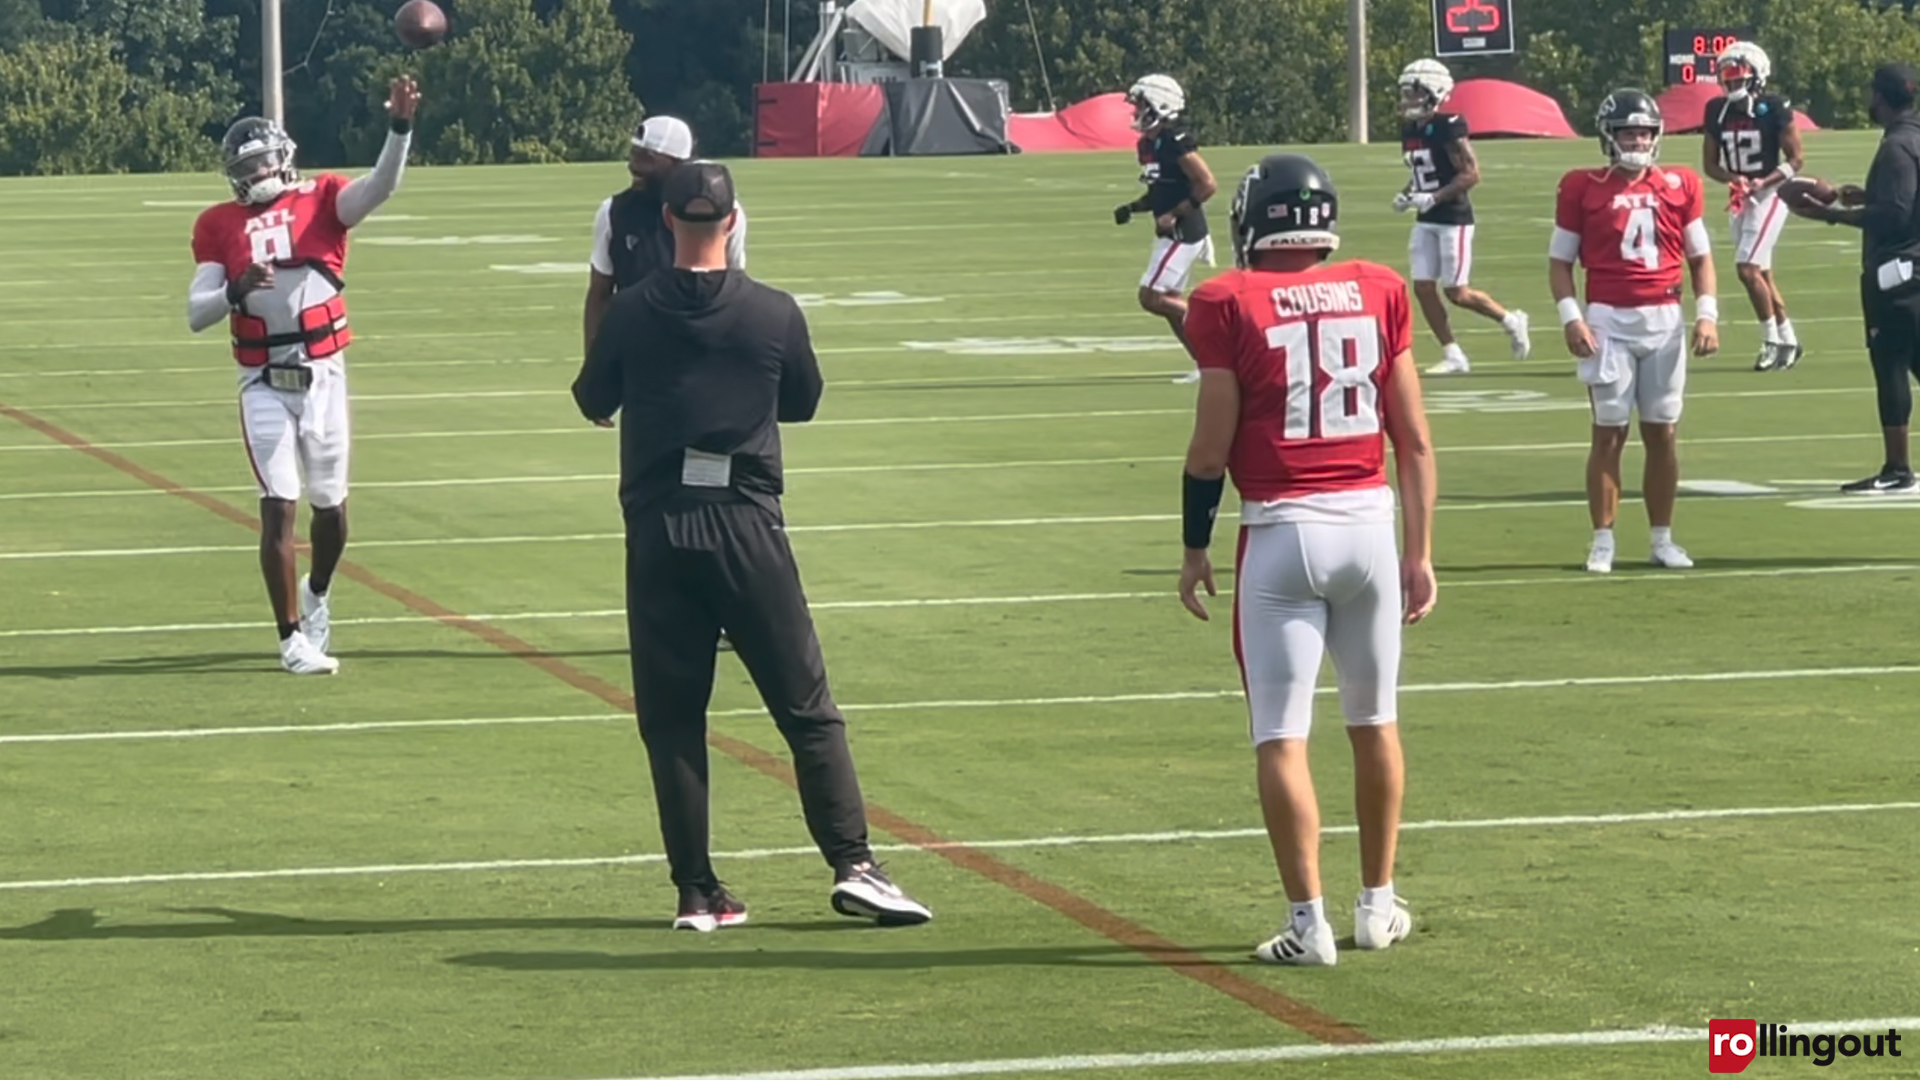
left=1266, top=316, right=1383, bottom=440
left=1621, top=206, right=1659, bottom=271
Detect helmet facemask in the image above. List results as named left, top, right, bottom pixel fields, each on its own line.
left=226, top=131, right=298, bottom=205
left=1719, top=61, right=1757, bottom=104
left=1605, top=124, right=1662, bottom=171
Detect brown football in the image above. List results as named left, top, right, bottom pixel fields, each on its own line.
left=395, top=0, right=448, bottom=48
left=1779, top=175, right=1838, bottom=211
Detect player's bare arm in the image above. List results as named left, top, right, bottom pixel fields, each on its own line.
left=1433, top=139, right=1480, bottom=203
left=1549, top=257, right=1595, bottom=358
left=1381, top=350, right=1437, bottom=625
left=1157, top=153, right=1217, bottom=236
left=584, top=268, right=616, bottom=354
left=1178, top=367, right=1238, bottom=621
left=1702, top=130, right=1737, bottom=186
left=1689, top=248, right=1720, bottom=356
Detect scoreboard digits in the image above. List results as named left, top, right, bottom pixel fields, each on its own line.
left=1664, top=27, right=1757, bottom=86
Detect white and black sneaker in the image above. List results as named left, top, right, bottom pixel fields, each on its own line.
left=1253, top=921, right=1338, bottom=966
left=1841, top=467, right=1920, bottom=495
left=831, top=862, right=931, bottom=926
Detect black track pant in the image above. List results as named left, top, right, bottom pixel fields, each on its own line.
left=623, top=498, right=873, bottom=890
left=1863, top=273, right=1920, bottom=428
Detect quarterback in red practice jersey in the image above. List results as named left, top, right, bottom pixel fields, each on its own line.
left=186, top=76, right=420, bottom=674
left=1177, top=154, right=1437, bottom=968
left=1549, top=88, right=1719, bottom=575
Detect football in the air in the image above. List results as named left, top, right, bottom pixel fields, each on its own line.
left=1779, top=175, right=1839, bottom=211
left=395, top=0, right=448, bottom=48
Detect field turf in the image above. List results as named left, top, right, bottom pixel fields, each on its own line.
left=2, top=132, right=1918, bottom=1079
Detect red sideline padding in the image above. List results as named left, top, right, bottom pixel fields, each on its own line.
left=1445, top=79, right=1577, bottom=138
left=1656, top=80, right=1823, bottom=134
left=1008, top=92, right=1138, bottom=152
left=754, top=82, right=887, bottom=158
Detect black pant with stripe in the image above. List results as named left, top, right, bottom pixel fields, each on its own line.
left=623, top=496, right=874, bottom=890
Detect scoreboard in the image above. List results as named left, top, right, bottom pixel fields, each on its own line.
left=1433, top=0, right=1516, bottom=58
left=1664, top=27, right=1757, bottom=86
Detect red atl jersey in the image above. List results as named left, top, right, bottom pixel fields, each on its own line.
left=190, top=174, right=351, bottom=281
left=1554, top=165, right=1706, bottom=308
left=1186, top=260, right=1414, bottom=503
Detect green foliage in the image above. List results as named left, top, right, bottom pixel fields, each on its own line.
left=0, top=30, right=226, bottom=175
left=10, top=0, right=1920, bottom=174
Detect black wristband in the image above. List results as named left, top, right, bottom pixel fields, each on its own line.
left=1182, top=471, right=1226, bottom=550
left=390, top=117, right=413, bottom=136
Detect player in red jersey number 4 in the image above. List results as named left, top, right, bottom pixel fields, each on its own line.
left=1177, top=154, right=1438, bottom=966
left=1550, top=89, right=1720, bottom=575
left=185, top=76, right=420, bottom=674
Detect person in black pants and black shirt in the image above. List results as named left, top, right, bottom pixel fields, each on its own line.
left=1794, top=63, right=1920, bottom=494
left=571, top=161, right=932, bottom=933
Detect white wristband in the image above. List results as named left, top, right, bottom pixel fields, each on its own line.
left=1695, top=296, right=1719, bottom=324
left=1775, top=163, right=1797, bottom=183
left=1557, top=296, right=1584, bottom=327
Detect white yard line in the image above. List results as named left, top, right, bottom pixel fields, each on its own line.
left=1, top=801, right=1914, bottom=891
left=6, top=385, right=1870, bottom=413
left=4, top=663, right=1916, bottom=745
left=1, top=564, right=1910, bottom=641
left=578, top=1018, right=1920, bottom=1080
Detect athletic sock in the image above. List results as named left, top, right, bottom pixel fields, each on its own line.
left=1593, top=527, right=1614, bottom=546
left=1778, top=319, right=1799, bottom=346
left=1359, top=884, right=1396, bottom=913
left=1501, top=311, right=1523, bottom=331
left=1290, top=897, right=1326, bottom=936
left=277, top=620, right=300, bottom=641
left=1761, top=318, right=1780, bottom=344
left=1442, top=342, right=1468, bottom=362
left=308, top=575, right=330, bottom=597
left=1651, top=526, right=1673, bottom=548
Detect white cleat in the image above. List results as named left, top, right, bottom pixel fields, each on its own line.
left=1253, top=921, right=1338, bottom=967
left=280, top=630, right=340, bottom=675
left=1354, top=898, right=1414, bottom=951
left=1585, top=536, right=1616, bottom=574
left=1650, top=540, right=1695, bottom=569
left=1425, top=355, right=1471, bottom=376
left=1506, top=310, right=1533, bottom=360
left=299, top=575, right=331, bottom=655
left=1173, top=370, right=1201, bottom=384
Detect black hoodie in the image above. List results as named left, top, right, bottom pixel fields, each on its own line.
left=1857, top=113, right=1920, bottom=272
left=572, top=268, right=822, bottom=518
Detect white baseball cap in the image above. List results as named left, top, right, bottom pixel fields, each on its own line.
left=632, top=116, right=694, bottom=159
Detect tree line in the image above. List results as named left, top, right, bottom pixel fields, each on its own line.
left=1, top=0, right=1917, bottom=175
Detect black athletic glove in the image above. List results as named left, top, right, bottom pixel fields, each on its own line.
left=1114, top=204, right=1133, bottom=226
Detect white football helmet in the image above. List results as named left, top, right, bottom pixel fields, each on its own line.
left=1398, top=59, right=1455, bottom=120
left=1127, top=74, right=1186, bottom=132
left=1716, top=41, right=1772, bottom=104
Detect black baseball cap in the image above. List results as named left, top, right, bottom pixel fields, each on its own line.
left=662, top=160, right=736, bottom=223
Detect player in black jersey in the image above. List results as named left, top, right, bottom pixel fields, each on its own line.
left=1702, top=42, right=1806, bottom=372
left=1392, top=59, right=1531, bottom=375
left=1114, top=74, right=1218, bottom=383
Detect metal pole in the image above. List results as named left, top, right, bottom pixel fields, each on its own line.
left=262, top=0, right=284, bottom=125
left=1347, top=0, right=1367, bottom=144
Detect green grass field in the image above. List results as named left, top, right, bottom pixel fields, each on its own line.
left=3, top=131, right=1919, bottom=1080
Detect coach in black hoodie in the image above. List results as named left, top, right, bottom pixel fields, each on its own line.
left=571, top=161, right=931, bottom=933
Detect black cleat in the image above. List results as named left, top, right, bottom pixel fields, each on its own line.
left=831, top=862, right=932, bottom=926
left=1840, top=467, right=1920, bottom=495
left=673, top=884, right=749, bottom=932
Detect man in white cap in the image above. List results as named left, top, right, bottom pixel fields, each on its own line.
left=584, top=116, right=749, bottom=353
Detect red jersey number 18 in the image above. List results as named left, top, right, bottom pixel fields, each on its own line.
left=1265, top=315, right=1383, bottom=440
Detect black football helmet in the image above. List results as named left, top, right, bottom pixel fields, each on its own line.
left=1230, top=153, right=1340, bottom=267
left=221, top=117, right=299, bottom=205
left=1595, top=89, right=1664, bottom=169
